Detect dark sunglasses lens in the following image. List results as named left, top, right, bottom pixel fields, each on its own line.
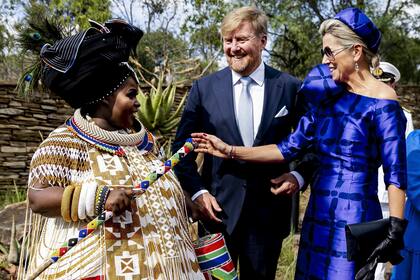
left=321, top=47, right=333, bottom=58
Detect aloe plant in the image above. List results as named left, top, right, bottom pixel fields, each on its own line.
left=137, top=72, right=187, bottom=158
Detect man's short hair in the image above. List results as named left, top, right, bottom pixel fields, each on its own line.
left=221, top=6, right=268, bottom=37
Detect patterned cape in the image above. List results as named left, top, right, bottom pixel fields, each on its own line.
left=18, top=123, right=203, bottom=280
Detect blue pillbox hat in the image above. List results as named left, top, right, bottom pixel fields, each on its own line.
left=334, top=7, right=381, bottom=53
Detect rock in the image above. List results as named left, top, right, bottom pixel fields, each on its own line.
left=2, top=162, right=26, bottom=168
left=33, top=114, right=48, bottom=120
left=0, top=201, right=27, bottom=246
left=0, top=147, right=26, bottom=153
left=8, top=101, right=22, bottom=107
left=0, top=108, right=23, bottom=115
left=40, top=105, right=57, bottom=111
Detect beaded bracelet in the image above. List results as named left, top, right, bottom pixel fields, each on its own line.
left=95, top=186, right=110, bottom=216
left=78, top=182, right=89, bottom=220
left=228, top=145, right=235, bottom=159
left=85, top=182, right=98, bottom=218
left=70, top=184, right=82, bottom=222
left=94, top=186, right=103, bottom=213
left=61, top=184, right=76, bottom=222
left=99, top=186, right=110, bottom=215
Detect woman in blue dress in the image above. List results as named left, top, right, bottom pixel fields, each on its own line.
left=392, top=130, right=420, bottom=280
left=192, top=8, right=407, bottom=280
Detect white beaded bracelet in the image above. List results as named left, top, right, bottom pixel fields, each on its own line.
left=78, top=182, right=89, bottom=220
left=85, top=181, right=98, bottom=218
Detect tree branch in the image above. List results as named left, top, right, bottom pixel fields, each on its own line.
left=305, top=0, right=325, bottom=22
left=383, top=0, right=391, bottom=16
left=331, top=0, right=337, bottom=14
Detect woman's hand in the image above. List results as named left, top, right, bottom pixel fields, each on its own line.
left=192, top=133, right=230, bottom=159
left=105, top=188, right=133, bottom=216
left=355, top=216, right=408, bottom=280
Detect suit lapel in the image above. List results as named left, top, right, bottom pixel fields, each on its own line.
left=213, top=67, right=244, bottom=145
left=254, top=65, right=284, bottom=145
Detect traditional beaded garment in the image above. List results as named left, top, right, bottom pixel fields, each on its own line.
left=18, top=111, right=203, bottom=280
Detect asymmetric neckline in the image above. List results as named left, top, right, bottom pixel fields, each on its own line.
left=345, top=90, right=400, bottom=103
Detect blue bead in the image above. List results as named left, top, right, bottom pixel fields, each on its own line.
left=31, top=32, right=41, bottom=41
left=24, top=74, right=32, bottom=82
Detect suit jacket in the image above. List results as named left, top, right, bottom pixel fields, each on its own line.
left=173, top=65, right=312, bottom=236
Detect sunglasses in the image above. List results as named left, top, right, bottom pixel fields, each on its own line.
left=321, top=45, right=352, bottom=60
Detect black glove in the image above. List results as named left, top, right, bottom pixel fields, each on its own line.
left=355, top=216, right=408, bottom=280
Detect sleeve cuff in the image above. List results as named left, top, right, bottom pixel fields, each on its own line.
left=290, top=171, right=305, bottom=190
left=191, top=189, right=209, bottom=201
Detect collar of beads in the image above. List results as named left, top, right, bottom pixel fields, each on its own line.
left=67, top=109, right=154, bottom=156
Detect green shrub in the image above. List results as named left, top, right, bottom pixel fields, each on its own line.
left=0, top=184, right=26, bottom=209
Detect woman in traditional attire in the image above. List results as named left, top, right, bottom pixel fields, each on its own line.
left=17, top=20, right=203, bottom=280
left=192, top=8, right=407, bottom=280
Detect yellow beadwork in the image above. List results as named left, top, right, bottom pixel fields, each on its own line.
left=61, top=184, right=76, bottom=222
left=71, top=185, right=82, bottom=222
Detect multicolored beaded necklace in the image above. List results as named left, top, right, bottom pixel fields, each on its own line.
left=66, top=109, right=154, bottom=156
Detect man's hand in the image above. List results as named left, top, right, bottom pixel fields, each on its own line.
left=184, top=191, right=206, bottom=222
left=270, top=173, right=299, bottom=195
left=195, top=192, right=223, bottom=222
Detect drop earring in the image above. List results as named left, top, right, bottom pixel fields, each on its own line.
left=355, top=62, right=359, bottom=72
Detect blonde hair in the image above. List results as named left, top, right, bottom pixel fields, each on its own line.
left=319, top=19, right=380, bottom=68
left=221, top=6, right=268, bottom=37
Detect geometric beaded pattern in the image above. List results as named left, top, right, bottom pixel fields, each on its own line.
left=95, top=143, right=202, bottom=279
left=25, top=127, right=203, bottom=279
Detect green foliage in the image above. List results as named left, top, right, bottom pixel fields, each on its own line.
left=0, top=184, right=26, bottom=209
left=2, top=0, right=419, bottom=85
left=374, top=1, right=420, bottom=84
left=137, top=29, right=189, bottom=79
left=183, top=0, right=419, bottom=83
left=261, top=0, right=322, bottom=79
left=17, top=2, right=62, bottom=54
left=0, top=24, right=22, bottom=80
left=258, top=0, right=420, bottom=82
left=136, top=73, right=187, bottom=157
left=47, top=0, right=111, bottom=31
left=0, top=243, right=7, bottom=256
left=0, top=24, right=6, bottom=55
left=14, top=2, right=63, bottom=95
left=182, top=0, right=231, bottom=61
left=13, top=0, right=111, bottom=94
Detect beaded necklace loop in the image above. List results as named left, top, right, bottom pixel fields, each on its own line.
left=67, top=109, right=154, bottom=156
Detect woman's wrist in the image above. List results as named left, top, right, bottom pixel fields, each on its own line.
left=228, top=145, right=235, bottom=159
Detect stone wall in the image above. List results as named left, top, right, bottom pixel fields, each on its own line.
left=397, top=85, right=420, bottom=129
left=0, top=81, right=419, bottom=190
left=0, top=82, right=74, bottom=188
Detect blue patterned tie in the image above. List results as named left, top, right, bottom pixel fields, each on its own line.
left=238, top=77, right=254, bottom=146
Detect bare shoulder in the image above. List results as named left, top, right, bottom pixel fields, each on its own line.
left=375, top=83, right=398, bottom=101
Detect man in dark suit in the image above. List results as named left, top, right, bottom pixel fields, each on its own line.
left=173, top=6, right=313, bottom=279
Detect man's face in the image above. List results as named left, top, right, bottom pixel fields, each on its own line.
left=223, top=21, right=267, bottom=76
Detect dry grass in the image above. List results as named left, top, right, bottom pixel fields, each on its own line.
left=275, top=190, right=310, bottom=280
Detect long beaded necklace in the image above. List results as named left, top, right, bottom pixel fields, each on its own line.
left=67, top=109, right=154, bottom=156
